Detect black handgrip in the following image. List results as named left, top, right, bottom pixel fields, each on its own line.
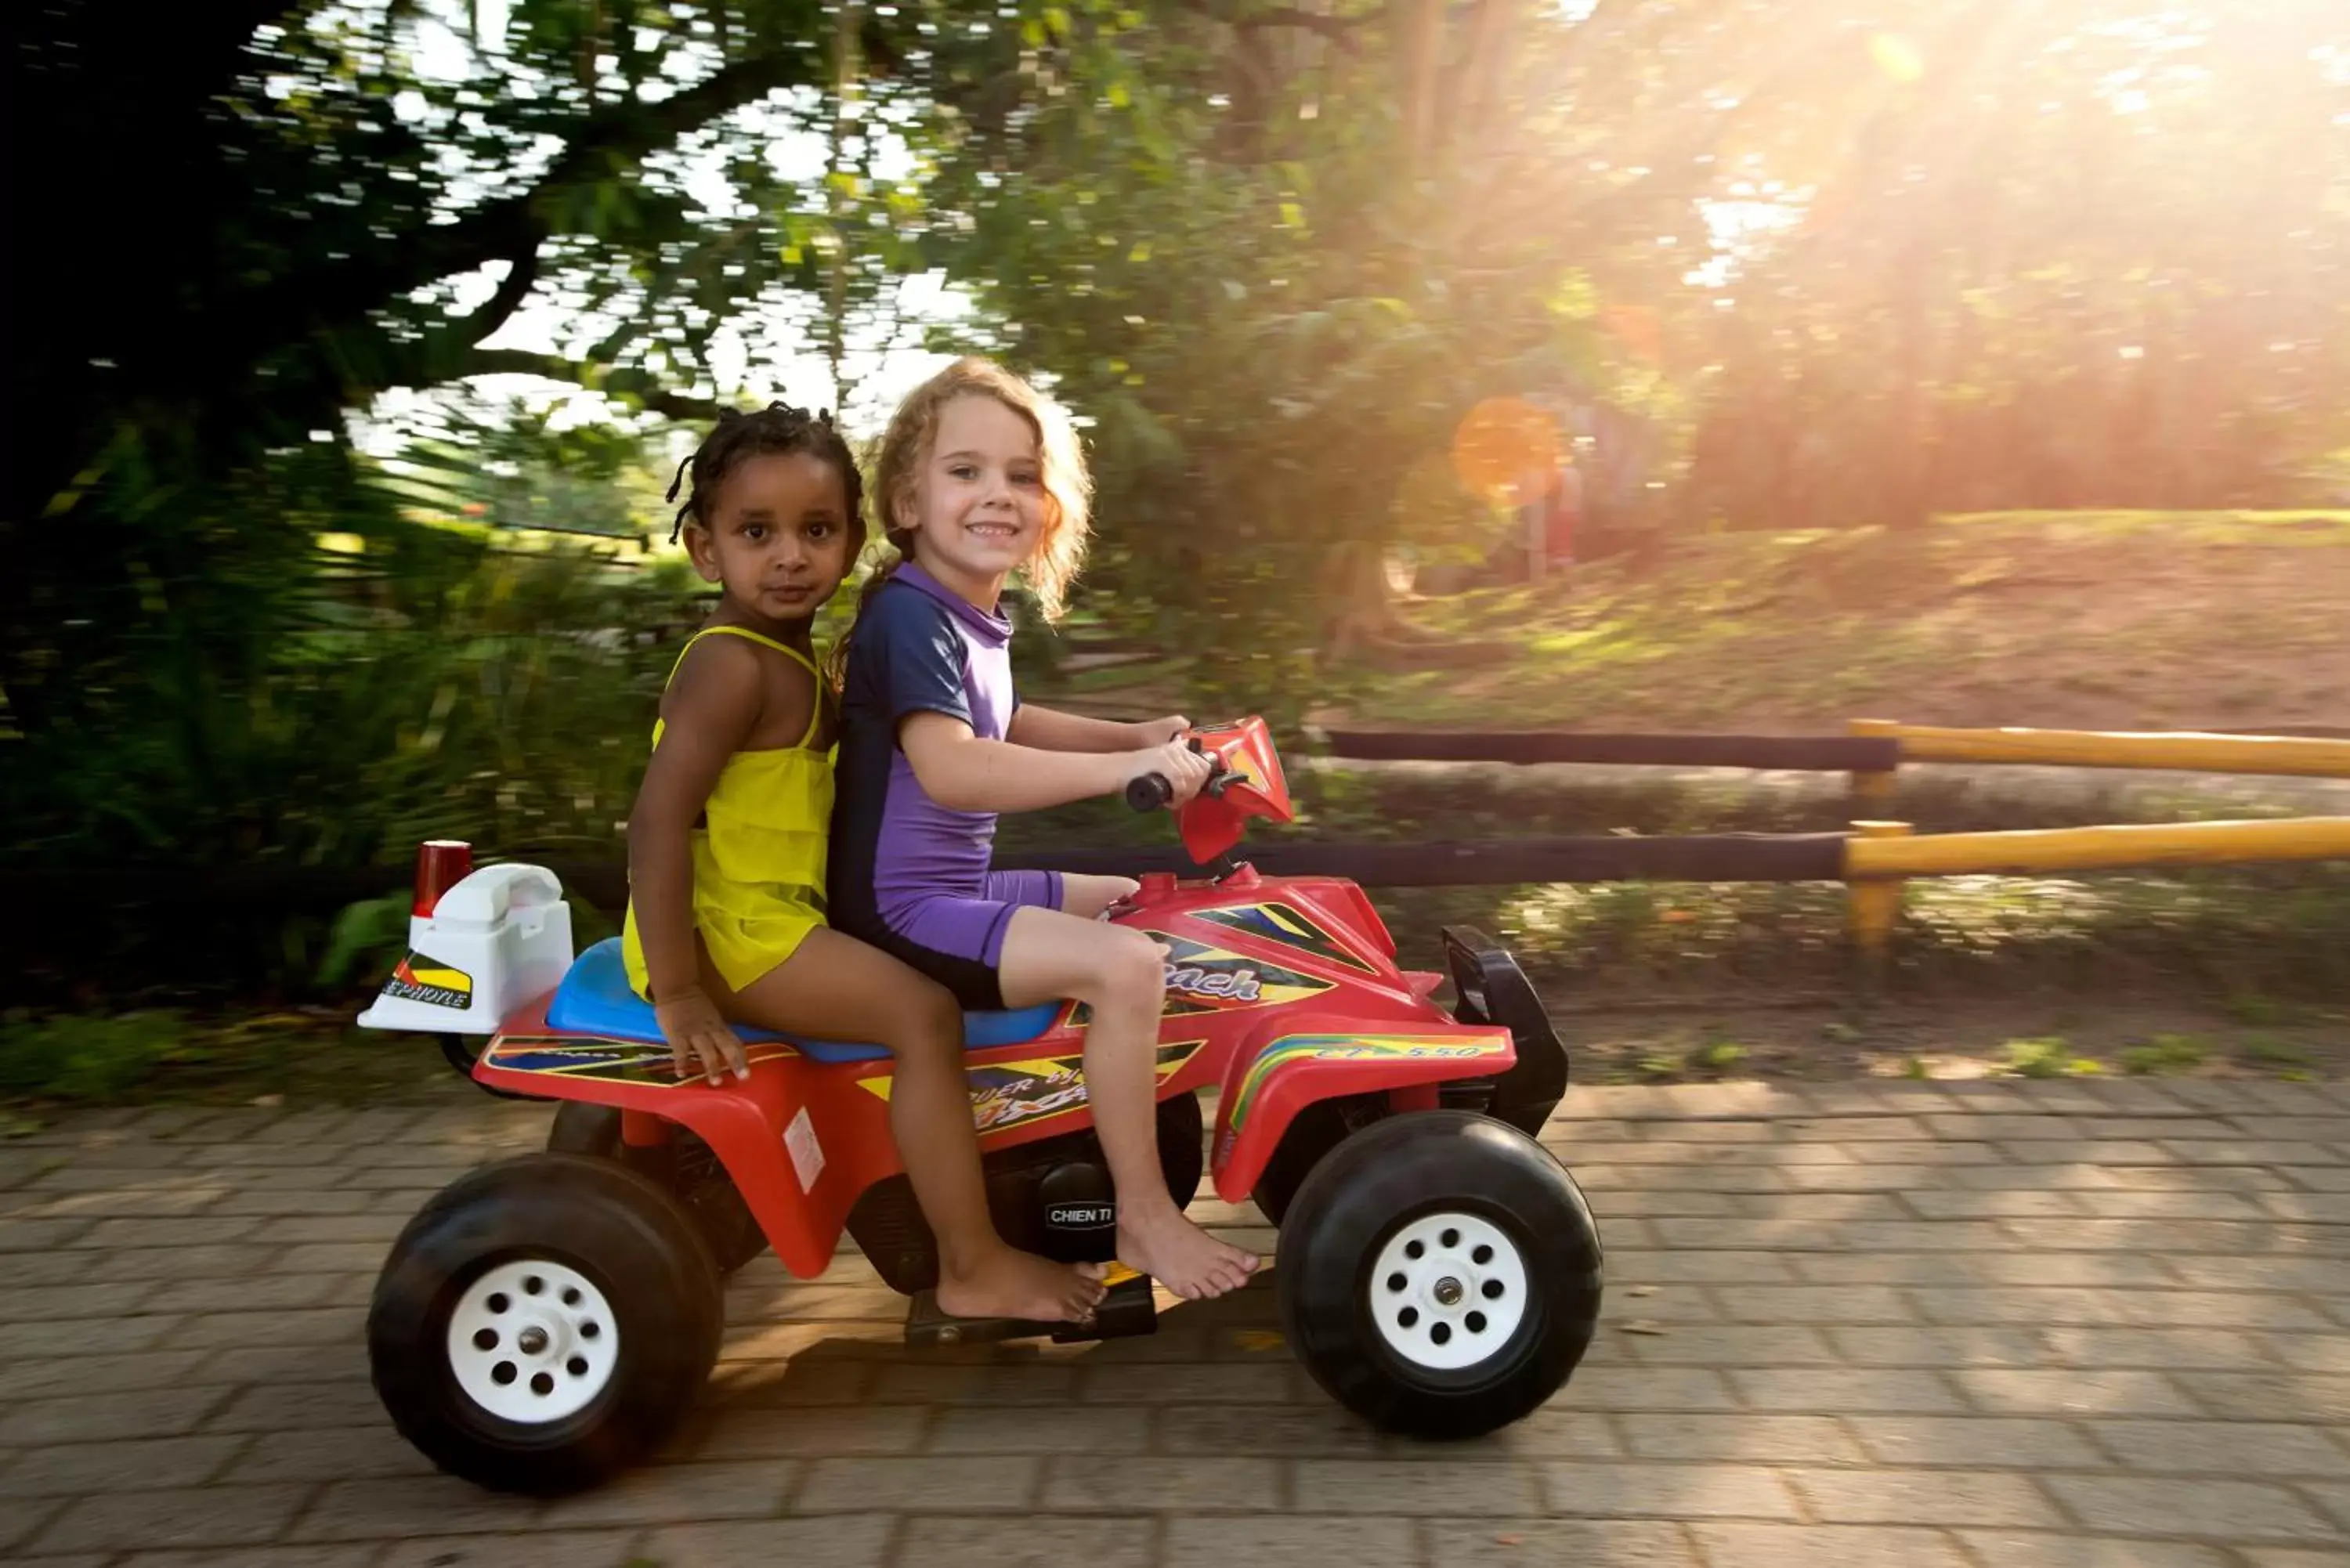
left=1126, top=773, right=1174, bottom=812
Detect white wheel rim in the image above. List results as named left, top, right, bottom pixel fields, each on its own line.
left=446, top=1259, right=618, bottom=1424
left=1368, top=1210, right=1529, bottom=1371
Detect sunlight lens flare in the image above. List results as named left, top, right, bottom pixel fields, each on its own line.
left=1450, top=396, right=1563, bottom=507
left=1870, top=32, right=1925, bottom=84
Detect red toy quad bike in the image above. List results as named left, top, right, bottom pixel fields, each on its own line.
left=359, top=718, right=1602, bottom=1493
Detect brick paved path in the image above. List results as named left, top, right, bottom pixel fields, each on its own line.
left=2, top=1079, right=2347, bottom=1568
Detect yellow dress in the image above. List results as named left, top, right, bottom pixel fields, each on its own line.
left=622, top=626, right=833, bottom=999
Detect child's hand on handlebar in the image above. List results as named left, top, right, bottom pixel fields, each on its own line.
left=1132, top=714, right=1191, bottom=746
left=1129, top=738, right=1215, bottom=807
left=653, top=987, right=751, bottom=1085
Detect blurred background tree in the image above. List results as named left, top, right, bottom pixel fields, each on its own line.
left=5, top=0, right=2345, bottom=995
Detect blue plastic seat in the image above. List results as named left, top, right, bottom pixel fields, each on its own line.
left=545, top=938, right=1061, bottom=1064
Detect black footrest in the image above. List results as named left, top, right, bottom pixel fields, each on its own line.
left=905, top=1267, right=1158, bottom=1346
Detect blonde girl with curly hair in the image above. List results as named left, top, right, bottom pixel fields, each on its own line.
left=829, top=358, right=1257, bottom=1302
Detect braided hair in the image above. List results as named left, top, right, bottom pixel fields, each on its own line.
left=664, top=402, right=866, bottom=567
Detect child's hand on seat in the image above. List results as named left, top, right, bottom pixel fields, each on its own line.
left=653, top=987, right=751, bottom=1084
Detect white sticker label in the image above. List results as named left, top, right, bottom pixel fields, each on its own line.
left=784, top=1106, right=825, bottom=1192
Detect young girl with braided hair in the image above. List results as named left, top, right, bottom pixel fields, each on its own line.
left=830, top=360, right=1258, bottom=1301
left=622, top=401, right=1104, bottom=1324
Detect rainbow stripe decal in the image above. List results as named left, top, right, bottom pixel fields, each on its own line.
left=858, top=1040, right=1206, bottom=1135
left=1226, top=1033, right=1512, bottom=1131
left=1189, top=901, right=1377, bottom=974
left=482, top=1034, right=801, bottom=1086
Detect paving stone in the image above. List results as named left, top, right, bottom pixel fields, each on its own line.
left=1539, top=1462, right=1802, bottom=1520
left=1911, top=1287, right=2134, bottom=1327
left=1158, top=1403, right=1383, bottom=1457
left=1730, top=1368, right=1966, bottom=1414
left=2037, top=1328, right=2272, bottom=1371
left=535, top=1459, right=795, bottom=1526
left=0, top=1280, right=165, bottom=1321
left=1426, top=1517, right=1701, bottom=1567
left=1034, top=1442, right=1307, bottom=1514
left=869, top=1362, right=1082, bottom=1405
left=0, top=1349, right=214, bottom=1400
left=1953, top=1370, right=2205, bottom=1418
left=1287, top=1458, right=1540, bottom=1514
left=0, top=1385, right=234, bottom=1443
left=1826, top=1327, right=2051, bottom=1368
left=895, top=1516, right=1159, bottom=1568
left=1684, top=1522, right=1972, bottom=1568
left=1623, top=1324, right=1844, bottom=1367
left=202, top=1380, right=388, bottom=1433
left=1430, top=1404, right=1627, bottom=1459
left=1606, top=1249, right=1799, bottom=1284
left=2301, top=1483, right=2350, bottom=1534
left=2172, top=1372, right=2350, bottom=1423
left=1167, top=1516, right=1419, bottom=1567
left=1785, top=1466, right=2066, bottom=1527
left=1844, top=1414, right=2103, bottom=1469
left=73, top=1217, right=262, bottom=1248
left=2042, top=1476, right=2340, bottom=1543
left=2088, top=1420, right=2347, bottom=1477
left=374, top=1532, right=649, bottom=1568
left=798, top=1454, right=1040, bottom=1512
left=80, top=1244, right=287, bottom=1282
left=635, top=1516, right=894, bottom=1568
left=1950, top=1533, right=2236, bottom=1567
left=1712, top=1286, right=1914, bottom=1325
left=31, top=1485, right=309, bottom=1552
left=1617, top=1413, right=1864, bottom=1465
left=116, top=1548, right=387, bottom=1568
left=926, top=1402, right=1150, bottom=1454
left=0, top=1314, right=183, bottom=1358
left=219, top=1425, right=435, bottom=1483
left=1079, top=1360, right=1306, bottom=1404
left=1553, top=1367, right=1739, bottom=1412
left=291, top=1476, right=532, bottom=1539
left=172, top=1308, right=367, bottom=1351
left=0, top=1435, right=247, bottom=1496
left=2262, top=1332, right=2350, bottom=1374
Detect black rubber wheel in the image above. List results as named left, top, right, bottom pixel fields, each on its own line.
left=541, top=1104, right=766, bottom=1275
left=438, top=1033, right=535, bottom=1101
left=368, top=1152, right=724, bottom=1494
left=546, top=1102, right=620, bottom=1155
left=1278, top=1111, right=1602, bottom=1440
left=1159, top=1088, right=1206, bottom=1212
left=1249, top=1097, right=1357, bottom=1227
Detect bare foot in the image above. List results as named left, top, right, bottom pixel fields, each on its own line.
left=1117, top=1207, right=1259, bottom=1301
left=935, top=1246, right=1108, bottom=1323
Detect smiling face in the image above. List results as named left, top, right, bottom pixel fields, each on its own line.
left=896, top=392, right=1048, bottom=606
left=685, top=449, right=855, bottom=626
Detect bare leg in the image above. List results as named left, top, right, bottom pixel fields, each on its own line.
left=1059, top=873, right=1141, bottom=920
left=705, top=929, right=1105, bottom=1322
left=997, top=908, right=1257, bottom=1300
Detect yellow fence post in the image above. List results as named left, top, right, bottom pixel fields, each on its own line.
left=1848, top=717, right=1901, bottom=815
left=1847, top=820, right=1914, bottom=981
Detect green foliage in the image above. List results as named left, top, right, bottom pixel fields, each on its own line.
left=2119, top=1034, right=2211, bottom=1076
left=0, top=1013, right=187, bottom=1103
left=316, top=895, right=417, bottom=990
left=1694, top=1040, right=1748, bottom=1075
left=2001, top=1037, right=2100, bottom=1079
left=2239, top=1035, right=2310, bottom=1068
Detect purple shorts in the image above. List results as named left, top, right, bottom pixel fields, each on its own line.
left=876, top=869, right=1065, bottom=1011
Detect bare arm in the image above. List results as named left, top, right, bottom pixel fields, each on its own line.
left=1006, top=703, right=1187, bottom=753
left=626, top=637, right=764, bottom=1006
left=900, top=710, right=1208, bottom=814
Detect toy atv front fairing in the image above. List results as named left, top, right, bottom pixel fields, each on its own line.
left=359, top=717, right=1601, bottom=1494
